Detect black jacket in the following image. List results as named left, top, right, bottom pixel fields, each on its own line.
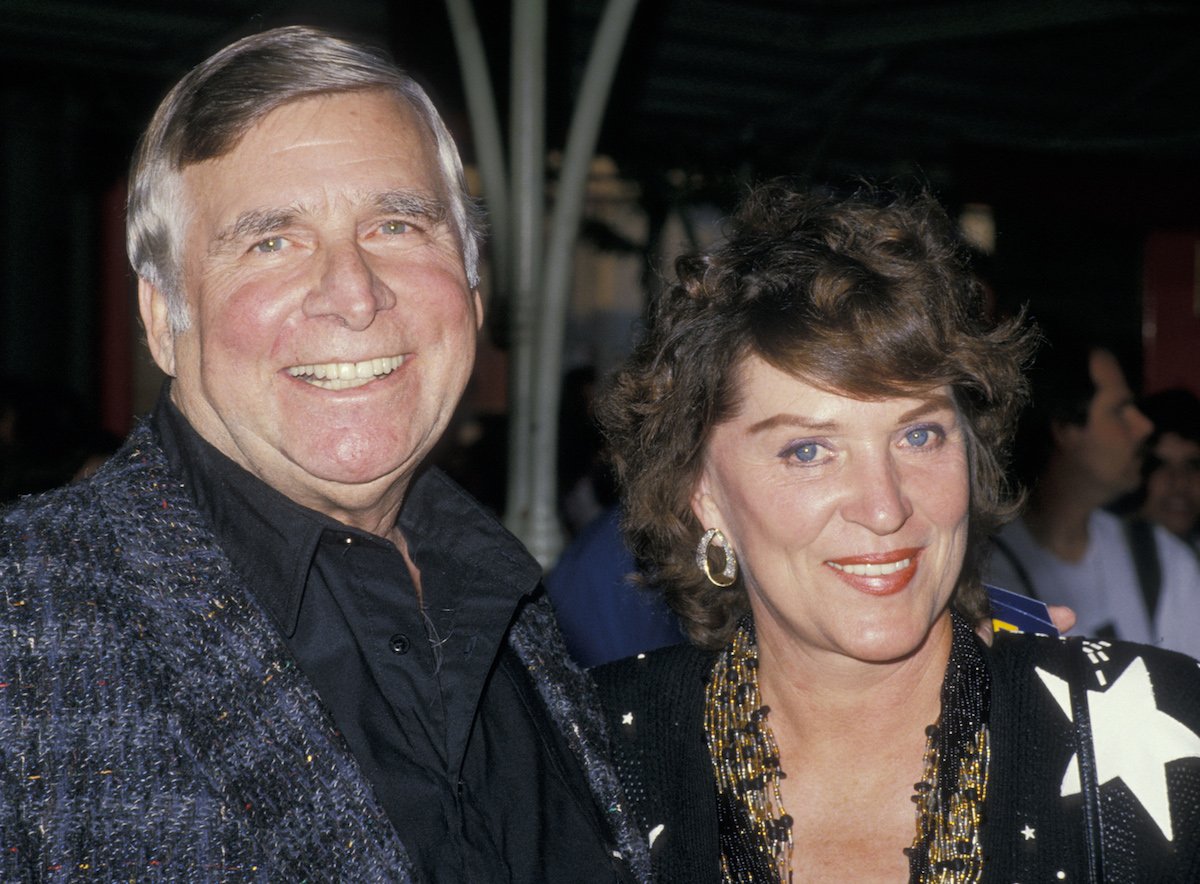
left=0, top=420, right=650, bottom=882
left=595, top=630, right=1200, bottom=882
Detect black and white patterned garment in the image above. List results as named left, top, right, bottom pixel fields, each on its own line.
left=596, top=616, right=1200, bottom=882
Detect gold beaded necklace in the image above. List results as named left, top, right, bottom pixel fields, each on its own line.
left=703, top=619, right=989, bottom=884
left=704, top=621, right=793, bottom=882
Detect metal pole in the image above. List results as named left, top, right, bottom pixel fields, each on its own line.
left=526, top=0, right=641, bottom=567
left=503, top=0, right=547, bottom=544
left=443, top=0, right=511, bottom=296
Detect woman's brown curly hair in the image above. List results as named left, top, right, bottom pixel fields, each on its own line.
left=596, top=182, right=1037, bottom=650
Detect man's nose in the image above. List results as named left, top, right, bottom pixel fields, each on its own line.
left=303, top=241, right=396, bottom=330
left=1129, top=404, right=1154, bottom=443
left=839, top=453, right=914, bottom=535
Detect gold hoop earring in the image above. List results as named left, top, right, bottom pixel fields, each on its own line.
left=696, top=528, right=738, bottom=587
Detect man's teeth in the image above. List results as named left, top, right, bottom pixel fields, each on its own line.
left=287, top=355, right=405, bottom=390
left=828, top=557, right=912, bottom=577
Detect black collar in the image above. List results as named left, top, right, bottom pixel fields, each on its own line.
left=152, top=384, right=542, bottom=637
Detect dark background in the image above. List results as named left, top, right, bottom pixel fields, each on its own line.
left=2, top=0, right=1199, bottom=433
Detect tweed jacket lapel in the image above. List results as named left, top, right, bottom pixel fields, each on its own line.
left=507, top=597, right=653, bottom=882
left=99, top=424, right=416, bottom=879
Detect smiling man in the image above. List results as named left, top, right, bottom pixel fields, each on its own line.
left=0, top=26, right=647, bottom=882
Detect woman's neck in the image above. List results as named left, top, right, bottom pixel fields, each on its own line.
left=754, top=613, right=952, bottom=755
left=749, top=614, right=956, bottom=882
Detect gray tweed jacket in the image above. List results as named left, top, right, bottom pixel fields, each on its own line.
left=0, top=421, right=650, bottom=882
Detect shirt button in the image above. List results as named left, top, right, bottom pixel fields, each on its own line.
left=389, top=633, right=411, bottom=655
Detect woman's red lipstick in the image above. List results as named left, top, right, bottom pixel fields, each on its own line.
left=824, top=548, right=922, bottom=596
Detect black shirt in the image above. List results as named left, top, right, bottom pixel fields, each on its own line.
left=155, top=394, right=630, bottom=882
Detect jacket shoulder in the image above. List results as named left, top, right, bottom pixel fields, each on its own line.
left=593, top=644, right=722, bottom=884
left=593, top=643, right=715, bottom=709
left=987, top=631, right=1200, bottom=880
left=991, top=631, right=1200, bottom=691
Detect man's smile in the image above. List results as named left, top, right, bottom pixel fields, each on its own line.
left=286, top=353, right=406, bottom=390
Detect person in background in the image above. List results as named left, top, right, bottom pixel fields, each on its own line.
left=0, top=26, right=648, bottom=882
left=986, top=332, right=1200, bottom=657
left=1136, top=387, right=1200, bottom=554
left=547, top=504, right=686, bottom=667
left=593, top=182, right=1200, bottom=881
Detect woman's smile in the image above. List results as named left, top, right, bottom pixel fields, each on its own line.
left=692, top=355, right=969, bottom=663
left=825, top=547, right=922, bottom=595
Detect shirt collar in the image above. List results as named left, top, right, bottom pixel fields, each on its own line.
left=152, top=384, right=543, bottom=636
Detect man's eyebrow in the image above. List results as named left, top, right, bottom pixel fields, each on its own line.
left=373, top=190, right=446, bottom=222
left=214, top=207, right=299, bottom=245
left=212, top=190, right=446, bottom=247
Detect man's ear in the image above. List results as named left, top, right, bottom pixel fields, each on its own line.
left=138, top=278, right=177, bottom=377
left=471, top=287, right=484, bottom=331
left=1051, top=417, right=1083, bottom=453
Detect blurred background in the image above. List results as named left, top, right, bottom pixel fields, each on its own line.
left=1, top=0, right=1198, bottom=553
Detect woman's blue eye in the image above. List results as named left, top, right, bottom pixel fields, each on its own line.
left=906, top=428, right=932, bottom=447
left=792, top=443, right=820, bottom=463
left=381, top=220, right=409, bottom=235
left=255, top=237, right=284, bottom=253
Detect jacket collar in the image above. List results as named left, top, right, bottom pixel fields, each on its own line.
left=93, top=419, right=418, bottom=880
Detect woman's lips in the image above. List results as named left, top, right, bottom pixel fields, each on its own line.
left=825, top=548, right=922, bottom=596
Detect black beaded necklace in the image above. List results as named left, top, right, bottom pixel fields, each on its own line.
left=703, top=613, right=990, bottom=883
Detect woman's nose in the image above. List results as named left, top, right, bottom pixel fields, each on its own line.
left=840, top=454, right=914, bottom=535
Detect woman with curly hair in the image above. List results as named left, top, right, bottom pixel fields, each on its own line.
left=593, top=182, right=1200, bottom=882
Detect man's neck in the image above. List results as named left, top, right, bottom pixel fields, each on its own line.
left=1023, top=462, right=1107, bottom=562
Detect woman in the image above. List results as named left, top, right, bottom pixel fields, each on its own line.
left=593, top=183, right=1200, bottom=882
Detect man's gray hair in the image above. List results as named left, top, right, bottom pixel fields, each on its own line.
left=126, top=25, right=483, bottom=332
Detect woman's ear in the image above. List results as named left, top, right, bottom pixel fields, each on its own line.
left=691, top=470, right=724, bottom=534
left=138, top=278, right=177, bottom=377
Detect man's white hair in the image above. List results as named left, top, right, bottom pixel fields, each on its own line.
left=126, top=25, right=483, bottom=332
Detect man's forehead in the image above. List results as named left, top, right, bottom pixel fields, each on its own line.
left=181, top=92, right=441, bottom=209
left=187, top=89, right=429, bottom=175
left=270, top=90, right=418, bottom=142
left=1088, top=350, right=1132, bottom=398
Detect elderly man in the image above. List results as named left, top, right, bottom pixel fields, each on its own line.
left=0, top=26, right=647, bottom=882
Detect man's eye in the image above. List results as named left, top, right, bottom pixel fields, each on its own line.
left=254, top=237, right=285, bottom=253
left=380, top=220, right=410, bottom=235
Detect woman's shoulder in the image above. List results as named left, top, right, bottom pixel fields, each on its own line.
left=592, top=643, right=724, bottom=882
left=986, top=633, right=1200, bottom=879
left=989, top=631, right=1200, bottom=737
left=592, top=642, right=718, bottom=767
left=991, top=631, right=1200, bottom=683
left=592, top=642, right=717, bottom=712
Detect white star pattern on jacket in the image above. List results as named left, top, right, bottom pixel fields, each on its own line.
left=1036, top=656, right=1200, bottom=841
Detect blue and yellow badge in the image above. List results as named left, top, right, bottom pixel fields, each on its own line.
left=986, top=584, right=1059, bottom=637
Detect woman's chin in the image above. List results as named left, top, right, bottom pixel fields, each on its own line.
left=829, top=612, right=951, bottom=665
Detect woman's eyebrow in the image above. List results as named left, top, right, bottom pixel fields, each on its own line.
left=745, top=395, right=957, bottom=435
left=896, top=395, right=956, bottom=424
left=746, top=414, right=838, bottom=435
